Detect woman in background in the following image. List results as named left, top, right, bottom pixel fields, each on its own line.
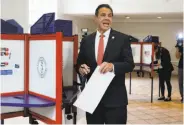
left=154, top=44, right=174, bottom=101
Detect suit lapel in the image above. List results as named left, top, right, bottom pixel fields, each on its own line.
left=103, top=29, right=115, bottom=61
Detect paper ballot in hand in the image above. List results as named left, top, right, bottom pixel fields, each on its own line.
left=73, top=66, right=115, bottom=114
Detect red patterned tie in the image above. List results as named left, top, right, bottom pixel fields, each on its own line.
left=97, top=35, right=104, bottom=65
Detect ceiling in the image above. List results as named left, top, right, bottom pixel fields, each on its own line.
left=113, top=13, right=183, bottom=20
left=65, top=12, right=183, bottom=21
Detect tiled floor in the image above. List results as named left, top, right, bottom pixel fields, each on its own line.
left=126, top=73, right=183, bottom=124
left=3, top=73, right=183, bottom=124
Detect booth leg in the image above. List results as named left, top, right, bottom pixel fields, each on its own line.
left=129, top=72, right=132, bottom=94
left=1, top=119, right=4, bottom=125
left=29, top=115, right=33, bottom=124
left=23, top=108, right=29, bottom=117
left=29, top=115, right=39, bottom=124
left=73, top=112, right=77, bottom=124
left=151, top=77, right=153, bottom=103
left=159, top=82, right=161, bottom=97
left=72, top=106, right=77, bottom=124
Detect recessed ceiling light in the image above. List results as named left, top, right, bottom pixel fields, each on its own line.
left=157, top=16, right=162, bottom=19
left=125, top=16, right=130, bottom=19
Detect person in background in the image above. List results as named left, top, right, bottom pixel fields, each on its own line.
left=154, top=44, right=174, bottom=101
left=175, top=41, right=183, bottom=103
left=76, top=4, right=134, bottom=124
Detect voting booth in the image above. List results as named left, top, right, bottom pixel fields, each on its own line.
left=131, top=43, right=142, bottom=71
left=1, top=34, right=27, bottom=124
left=0, top=32, right=79, bottom=124
left=130, top=42, right=157, bottom=103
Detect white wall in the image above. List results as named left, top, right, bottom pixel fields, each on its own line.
left=62, top=0, right=183, bottom=15
left=58, top=0, right=96, bottom=36
left=1, top=0, right=29, bottom=33
left=57, top=0, right=96, bottom=39
left=57, top=15, right=96, bottom=42
left=112, top=0, right=183, bottom=14
left=29, top=0, right=57, bottom=25
left=112, top=21, right=183, bottom=74
left=71, top=18, right=96, bottom=37
left=57, top=0, right=95, bottom=42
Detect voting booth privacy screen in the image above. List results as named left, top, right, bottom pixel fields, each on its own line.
left=1, top=35, right=25, bottom=115
left=131, top=44, right=141, bottom=70
left=1, top=39, right=24, bottom=93
left=29, top=36, right=61, bottom=122
left=130, top=42, right=156, bottom=73
left=142, top=44, right=154, bottom=72
left=0, top=33, right=78, bottom=124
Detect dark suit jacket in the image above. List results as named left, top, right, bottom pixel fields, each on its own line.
left=155, top=47, right=174, bottom=72
left=76, top=29, right=135, bottom=107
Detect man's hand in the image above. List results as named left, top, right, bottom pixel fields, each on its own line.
left=79, top=64, right=90, bottom=76
left=99, top=62, right=113, bottom=74
left=151, top=71, right=156, bottom=78
left=158, top=60, right=161, bottom=66
left=175, top=47, right=181, bottom=59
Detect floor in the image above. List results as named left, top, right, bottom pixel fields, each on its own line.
left=125, top=73, right=183, bottom=124
left=3, top=73, right=183, bottom=124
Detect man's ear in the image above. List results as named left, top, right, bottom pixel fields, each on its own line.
left=94, top=16, right=98, bottom=23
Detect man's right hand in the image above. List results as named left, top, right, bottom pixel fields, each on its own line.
left=79, top=64, right=90, bottom=76
left=151, top=71, right=156, bottom=78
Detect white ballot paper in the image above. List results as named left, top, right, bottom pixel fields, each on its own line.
left=73, top=66, right=115, bottom=114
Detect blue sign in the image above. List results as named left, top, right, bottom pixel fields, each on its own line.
left=0, top=70, right=13, bottom=75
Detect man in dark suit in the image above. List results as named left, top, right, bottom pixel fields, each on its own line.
left=76, top=4, right=134, bottom=124
left=154, top=44, right=174, bottom=101
left=175, top=41, right=183, bottom=103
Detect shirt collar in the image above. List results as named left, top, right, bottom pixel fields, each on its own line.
left=96, top=28, right=111, bottom=37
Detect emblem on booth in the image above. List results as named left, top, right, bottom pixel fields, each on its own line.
left=37, top=57, right=47, bottom=78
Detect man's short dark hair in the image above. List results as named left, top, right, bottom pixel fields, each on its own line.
left=95, top=4, right=113, bottom=17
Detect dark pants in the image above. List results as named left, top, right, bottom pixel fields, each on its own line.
left=178, top=68, right=183, bottom=99
left=159, top=69, right=172, bottom=97
left=86, top=102, right=127, bottom=124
